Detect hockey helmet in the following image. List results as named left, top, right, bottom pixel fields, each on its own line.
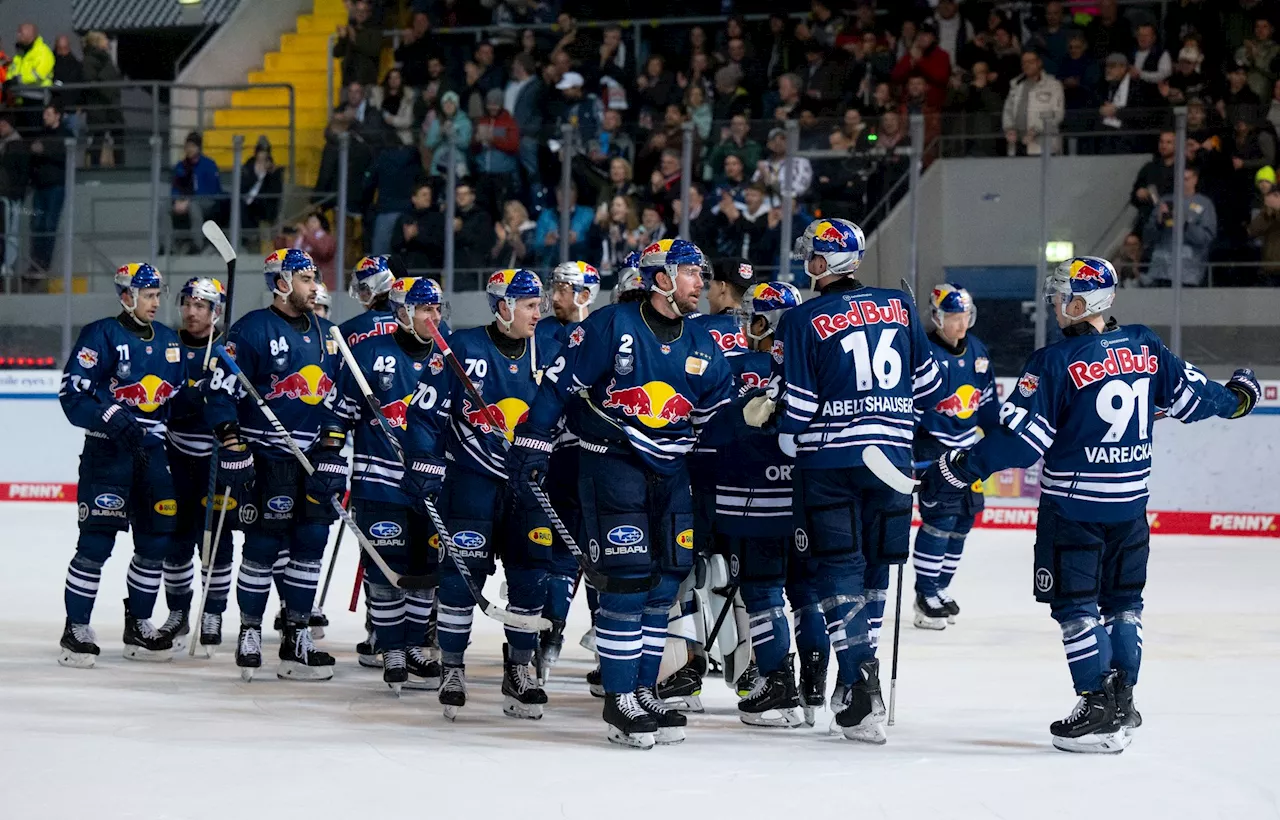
left=486, top=268, right=543, bottom=331
left=741, top=281, right=803, bottom=341
left=349, top=254, right=396, bottom=308
left=638, top=238, right=708, bottom=312
left=929, top=283, right=976, bottom=330
left=389, top=277, right=444, bottom=344
left=552, top=260, right=602, bottom=300
left=114, top=263, right=165, bottom=322
left=178, top=276, right=226, bottom=321
left=314, top=282, right=333, bottom=309
left=1047, top=257, right=1117, bottom=321
left=794, top=218, right=865, bottom=283
left=263, top=248, right=317, bottom=297
left=613, top=250, right=646, bottom=304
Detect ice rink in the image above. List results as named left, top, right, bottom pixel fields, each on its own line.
left=1, top=501, right=1277, bottom=819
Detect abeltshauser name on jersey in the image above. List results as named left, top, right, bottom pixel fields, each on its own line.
left=823, top=396, right=916, bottom=415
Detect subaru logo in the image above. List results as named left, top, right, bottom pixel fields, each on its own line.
left=267, top=495, right=294, bottom=514
left=94, top=493, right=125, bottom=510
left=369, top=521, right=402, bottom=539
left=607, top=525, right=644, bottom=546
left=453, top=530, right=486, bottom=549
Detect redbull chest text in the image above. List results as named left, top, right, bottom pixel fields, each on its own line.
left=810, top=298, right=909, bottom=341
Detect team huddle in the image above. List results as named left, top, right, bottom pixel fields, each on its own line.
left=55, top=219, right=1260, bottom=753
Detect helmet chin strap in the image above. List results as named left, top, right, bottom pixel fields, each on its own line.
left=272, top=272, right=294, bottom=299
left=120, top=289, right=148, bottom=323
left=495, top=297, right=516, bottom=333
left=399, top=305, right=428, bottom=345
left=574, top=290, right=589, bottom=323
left=652, top=267, right=681, bottom=313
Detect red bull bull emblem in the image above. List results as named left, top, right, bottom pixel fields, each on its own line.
left=461, top=397, right=529, bottom=441
left=263, top=364, right=334, bottom=405
left=601, top=378, right=694, bottom=429
left=755, top=284, right=786, bottom=303
left=380, top=394, right=413, bottom=430
left=1017, top=373, right=1040, bottom=398
left=110, top=374, right=178, bottom=413
left=1071, top=260, right=1109, bottom=286
left=568, top=326, right=585, bottom=348
left=933, top=384, right=982, bottom=419
left=488, top=271, right=509, bottom=287
left=816, top=223, right=847, bottom=248
left=770, top=339, right=785, bottom=364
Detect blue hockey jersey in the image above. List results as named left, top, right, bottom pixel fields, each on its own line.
left=338, top=306, right=398, bottom=348
left=207, top=307, right=339, bottom=460
left=714, top=350, right=792, bottom=538
left=773, top=281, right=942, bottom=469
left=687, top=310, right=747, bottom=469
left=59, top=316, right=184, bottom=448
left=965, top=323, right=1240, bottom=522
left=915, top=331, right=998, bottom=460
left=324, top=332, right=437, bottom=505
left=405, top=325, right=560, bottom=481
left=525, top=302, right=737, bottom=477
left=166, top=330, right=225, bottom=457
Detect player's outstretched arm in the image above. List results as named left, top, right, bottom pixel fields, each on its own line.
left=58, top=323, right=113, bottom=430
left=1156, top=341, right=1260, bottom=422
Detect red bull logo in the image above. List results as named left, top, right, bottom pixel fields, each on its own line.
left=755, top=284, right=786, bottom=303
left=815, top=222, right=847, bottom=248
left=934, top=384, right=982, bottom=419
left=1070, top=260, right=1110, bottom=287
left=110, top=374, right=177, bottom=413
left=709, top=328, right=747, bottom=352
left=601, top=379, right=695, bottom=429
left=263, top=364, right=334, bottom=405
left=488, top=270, right=511, bottom=287
left=380, top=394, right=413, bottom=430
left=461, top=396, right=529, bottom=442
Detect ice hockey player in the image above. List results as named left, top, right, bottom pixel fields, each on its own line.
left=921, top=256, right=1260, bottom=754
left=340, top=255, right=399, bottom=347
left=57, top=263, right=186, bottom=666
left=401, top=268, right=560, bottom=720
left=323, top=277, right=444, bottom=693
left=507, top=239, right=739, bottom=749
left=158, top=277, right=250, bottom=652
left=313, top=282, right=332, bottom=319
left=612, top=251, right=646, bottom=304
left=761, top=218, right=942, bottom=744
left=206, top=249, right=342, bottom=681
left=910, top=284, right=997, bottom=630
left=533, top=260, right=601, bottom=683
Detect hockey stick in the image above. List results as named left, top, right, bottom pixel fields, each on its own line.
left=190, top=221, right=238, bottom=656
left=349, top=564, right=364, bottom=612
left=704, top=580, right=740, bottom=649
left=212, top=346, right=434, bottom=590
left=887, top=564, right=904, bottom=725
left=327, top=325, right=550, bottom=630
left=316, top=491, right=349, bottom=609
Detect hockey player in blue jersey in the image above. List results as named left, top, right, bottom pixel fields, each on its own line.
left=921, top=256, right=1260, bottom=754
left=763, top=218, right=943, bottom=744
left=340, top=254, right=399, bottom=347
left=158, top=277, right=250, bottom=653
left=206, top=249, right=343, bottom=681
left=57, top=263, right=187, bottom=666
left=401, top=268, right=560, bottom=720
left=313, top=282, right=332, bottom=319
left=911, top=284, right=997, bottom=630
left=322, top=277, right=445, bottom=693
left=507, top=239, right=739, bottom=749
left=533, top=260, right=600, bottom=683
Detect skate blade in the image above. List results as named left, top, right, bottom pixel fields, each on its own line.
left=946, top=614, right=957, bottom=625
left=311, top=626, right=325, bottom=641
left=739, top=708, right=805, bottom=728
left=579, top=629, right=596, bottom=652
left=1052, top=730, right=1129, bottom=754
left=58, top=650, right=97, bottom=669
left=169, top=635, right=189, bottom=652
left=198, top=643, right=217, bottom=660
left=503, top=697, right=544, bottom=720
left=387, top=681, right=403, bottom=697
left=123, top=645, right=173, bottom=662
left=357, top=654, right=382, bottom=669
left=841, top=723, right=888, bottom=744
left=654, top=726, right=686, bottom=745
left=661, top=695, right=704, bottom=713
left=277, top=661, right=334, bottom=681
left=589, top=683, right=606, bottom=699
left=406, top=676, right=442, bottom=691
left=240, top=666, right=257, bottom=682
left=442, top=704, right=462, bottom=721
left=803, top=706, right=817, bottom=727
left=912, top=611, right=947, bottom=631
left=606, top=727, right=655, bottom=749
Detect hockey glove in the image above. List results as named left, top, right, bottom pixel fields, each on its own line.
left=305, top=431, right=349, bottom=501
left=507, top=422, right=555, bottom=490
left=214, top=433, right=255, bottom=493
left=403, top=451, right=447, bottom=512
left=99, top=402, right=148, bottom=464
left=919, top=450, right=981, bottom=518
left=1226, top=368, right=1261, bottom=418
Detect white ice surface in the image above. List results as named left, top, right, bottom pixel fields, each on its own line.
left=1, top=501, right=1278, bottom=819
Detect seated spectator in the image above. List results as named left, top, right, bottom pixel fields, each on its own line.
left=586, top=109, right=636, bottom=172
left=715, top=182, right=780, bottom=269
left=281, top=212, right=337, bottom=288
left=333, top=0, right=381, bottom=88
left=1222, top=61, right=1263, bottom=126
left=1268, top=78, right=1280, bottom=135
left=556, top=71, right=602, bottom=145
left=1112, top=232, right=1145, bottom=287
left=761, top=13, right=804, bottom=87
left=711, top=66, right=751, bottom=123
left=862, top=81, right=896, bottom=118
left=813, top=128, right=866, bottom=219
left=452, top=181, right=496, bottom=285
left=1236, top=16, right=1279, bottom=101
left=1097, top=53, right=1165, bottom=154
left=170, top=131, right=223, bottom=255
left=472, top=89, right=521, bottom=219
left=799, top=40, right=843, bottom=114
left=647, top=149, right=683, bottom=225
left=636, top=55, right=678, bottom=117
left=335, top=81, right=382, bottom=135
left=797, top=103, right=827, bottom=151
left=890, top=22, right=950, bottom=111
left=685, top=85, right=712, bottom=142
left=423, top=91, right=472, bottom=179
left=766, top=72, right=803, bottom=122
left=679, top=53, right=714, bottom=101
left=416, top=57, right=453, bottom=123
left=1166, top=45, right=1207, bottom=105
left=705, top=114, right=763, bottom=184
left=1142, top=167, right=1216, bottom=286
left=371, top=68, right=416, bottom=146
left=671, top=184, right=718, bottom=257
left=956, top=29, right=997, bottom=76
left=596, top=156, right=641, bottom=208
left=364, top=143, right=426, bottom=256
left=533, top=181, right=593, bottom=269
left=859, top=110, right=910, bottom=204
left=637, top=203, right=669, bottom=248
left=713, top=154, right=750, bottom=201
left=588, top=194, right=644, bottom=276
left=473, top=41, right=505, bottom=96
left=842, top=108, right=868, bottom=144
left=1002, top=50, right=1065, bottom=156
left=491, top=199, right=537, bottom=270
left=1248, top=182, right=1280, bottom=285
left=239, top=137, right=283, bottom=251
left=391, top=181, right=444, bottom=271
left=722, top=36, right=764, bottom=101
left=753, top=127, right=813, bottom=206
left=1130, top=131, right=1178, bottom=230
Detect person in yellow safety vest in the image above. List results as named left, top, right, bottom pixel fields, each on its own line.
left=10, top=23, right=54, bottom=89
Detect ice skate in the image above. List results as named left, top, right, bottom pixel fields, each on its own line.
left=235, top=623, right=262, bottom=681
left=734, top=659, right=759, bottom=698
left=834, top=659, right=887, bottom=744
left=586, top=666, right=605, bottom=698
left=579, top=626, right=596, bottom=653
left=406, top=646, right=441, bottom=690
left=198, top=612, right=223, bottom=653
left=58, top=620, right=100, bottom=669
left=655, top=653, right=705, bottom=712
left=912, top=592, right=949, bottom=631
left=122, top=601, right=174, bottom=662
left=738, top=654, right=804, bottom=728
left=1115, top=672, right=1142, bottom=736
left=1050, top=672, right=1129, bottom=754
left=308, top=607, right=328, bottom=641
left=798, top=650, right=827, bottom=727
left=277, top=623, right=335, bottom=681
left=636, top=685, right=687, bottom=744
left=356, top=628, right=381, bottom=669
left=936, top=587, right=960, bottom=624
left=157, top=609, right=190, bottom=651
left=382, top=648, right=407, bottom=695
left=535, top=621, right=565, bottom=686
left=439, top=664, right=467, bottom=720
left=603, top=692, right=657, bottom=750
left=502, top=644, right=548, bottom=720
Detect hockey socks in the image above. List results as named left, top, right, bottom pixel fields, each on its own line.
left=596, top=606, right=643, bottom=695
left=125, top=556, right=163, bottom=621
left=1059, top=615, right=1114, bottom=695
left=747, top=606, right=790, bottom=676
left=64, top=552, right=105, bottom=625
left=163, top=558, right=195, bottom=614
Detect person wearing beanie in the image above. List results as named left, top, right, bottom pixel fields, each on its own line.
left=170, top=130, right=223, bottom=255
left=424, top=89, right=473, bottom=179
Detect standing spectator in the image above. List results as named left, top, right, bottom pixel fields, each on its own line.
left=0, top=115, right=28, bottom=278
left=1165, top=1, right=1215, bottom=66
left=762, top=12, right=803, bottom=87
left=1222, top=1, right=1267, bottom=56
left=239, top=138, right=283, bottom=251
left=28, top=104, right=72, bottom=276
left=588, top=194, right=644, bottom=275
left=505, top=53, right=545, bottom=205
left=473, top=41, right=505, bottom=96
left=646, top=149, right=683, bottom=225
left=809, top=1, right=844, bottom=49
left=949, top=61, right=1006, bottom=157
left=556, top=72, right=602, bottom=144
left=311, top=117, right=375, bottom=240
left=1235, top=16, right=1279, bottom=101
left=1142, top=167, right=1217, bottom=286
left=715, top=182, right=780, bottom=270
left=932, top=0, right=975, bottom=66
left=705, top=114, right=763, bottom=184
left=452, top=181, right=496, bottom=284
left=416, top=56, right=453, bottom=123
left=990, top=26, right=1024, bottom=96
left=1031, top=1, right=1075, bottom=76
left=636, top=55, right=677, bottom=117
left=283, top=212, right=337, bottom=288
left=587, top=109, right=636, bottom=172
left=423, top=91, right=472, bottom=180
left=1130, top=131, right=1178, bottom=230
left=596, top=157, right=641, bottom=207
left=1112, top=232, right=1146, bottom=287
left=395, top=12, right=437, bottom=87
left=637, top=203, right=668, bottom=248
left=51, top=35, right=83, bottom=120
left=1130, top=23, right=1172, bottom=93
left=1085, top=0, right=1134, bottom=62
left=753, top=127, right=813, bottom=205
left=722, top=37, right=764, bottom=101
left=472, top=89, right=521, bottom=219
left=168, top=130, right=222, bottom=256
left=371, top=68, right=416, bottom=146
left=491, top=199, right=537, bottom=271
left=533, top=181, right=592, bottom=268
left=1268, top=78, right=1280, bottom=135
left=392, top=182, right=445, bottom=271
left=891, top=23, right=951, bottom=111
left=333, top=0, right=381, bottom=89
left=671, top=184, right=718, bottom=256
left=590, top=25, right=635, bottom=109
left=9, top=23, right=54, bottom=127
left=1166, top=45, right=1208, bottom=105
left=1097, top=53, right=1163, bottom=155
left=364, top=144, right=425, bottom=256
left=1059, top=34, right=1101, bottom=115
left=1247, top=184, right=1280, bottom=285
left=956, top=28, right=997, bottom=75
left=684, top=86, right=712, bottom=142
left=81, top=31, right=122, bottom=167
left=1002, top=50, right=1065, bottom=156
left=1222, top=61, right=1263, bottom=126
